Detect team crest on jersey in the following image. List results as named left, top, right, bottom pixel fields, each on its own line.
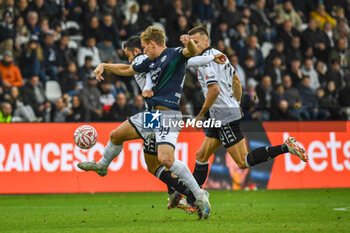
left=161, top=55, right=167, bottom=63
left=150, top=63, right=155, bottom=68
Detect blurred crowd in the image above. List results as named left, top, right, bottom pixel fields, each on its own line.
left=1, top=0, right=350, bottom=123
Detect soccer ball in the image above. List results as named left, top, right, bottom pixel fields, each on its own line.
left=74, top=125, right=98, bottom=149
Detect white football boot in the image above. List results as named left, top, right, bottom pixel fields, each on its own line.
left=177, top=198, right=196, bottom=215
left=194, top=190, right=211, bottom=219
left=284, top=137, right=308, bottom=162
left=77, top=161, right=108, bottom=177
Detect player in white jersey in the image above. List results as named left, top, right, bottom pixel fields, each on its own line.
left=183, top=26, right=309, bottom=189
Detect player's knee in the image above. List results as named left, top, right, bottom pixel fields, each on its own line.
left=158, top=156, right=174, bottom=169
left=109, top=129, right=123, bottom=145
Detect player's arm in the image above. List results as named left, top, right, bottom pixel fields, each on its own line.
left=232, top=74, right=242, bottom=102
left=187, top=54, right=226, bottom=67
left=196, top=83, right=220, bottom=122
left=142, top=72, right=154, bottom=98
left=94, top=63, right=138, bottom=82
left=180, top=34, right=197, bottom=58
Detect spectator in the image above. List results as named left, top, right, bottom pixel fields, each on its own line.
left=276, top=20, right=300, bottom=51
left=264, top=55, right=284, bottom=86
left=310, top=3, right=336, bottom=30
left=291, top=0, right=315, bottom=21
left=122, top=1, right=140, bottom=37
left=237, top=35, right=264, bottom=75
left=266, top=40, right=286, bottom=68
left=137, top=1, right=154, bottom=31
left=323, top=81, right=343, bottom=119
left=301, top=18, right=328, bottom=61
left=0, top=101, right=12, bottom=123
left=301, top=58, right=320, bottom=91
left=167, top=15, right=190, bottom=47
left=131, top=94, right=144, bottom=115
left=243, top=55, right=260, bottom=82
left=19, top=35, right=46, bottom=82
left=83, top=16, right=103, bottom=43
left=4, top=86, right=40, bottom=122
left=82, top=0, right=100, bottom=28
left=256, top=75, right=273, bottom=120
left=42, top=32, right=62, bottom=80
left=29, top=0, right=48, bottom=20
left=271, top=84, right=285, bottom=108
left=326, top=59, right=345, bottom=89
left=100, top=14, right=122, bottom=55
left=58, top=61, right=79, bottom=95
left=105, top=93, right=132, bottom=121
left=270, top=100, right=297, bottom=121
left=51, top=97, right=70, bottom=122
left=194, top=0, right=215, bottom=23
left=328, top=37, right=350, bottom=73
left=334, top=19, right=350, bottom=42
left=288, top=58, right=303, bottom=87
left=211, top=21, right=235, bottom=48
left=0, top=50, right=23, bottom=91
left=77, top=37, right=102, bottom=68
left=250, top=0, right=274, bottom=41
left=215, top=40, right=234, bottom=57
left=56, top=32, right=76, bottom=70
left=315, top=60, right=327, bottom=88
left=241, top=78, right=259, bottom=120
left=339, top=79, right=350, bottom=120
left=16, top=0, right=30, bottom=21
left=315, top=88, right=329, bottom=120
left=166, top=0, right=186, bottom=39
left=232, top=21, right=248, bottom=53
left=66, top=95, right=88, bottom=122
left=98, top=35, right=122, bottom=63
left=282, top=74, right=306, bottom=120
left=100, top=81, right=115, bottom=115
left=274, top=0, right=302, bottom=31
left=26, top=11, right=40, bottom=35
left=298, top=76, right=318, bottom=120
left=21, top=75, right=50, bottom=119
left=79, top=74, right=103, bottom=121
left=78, top=56, right=94, bottom=84
left=284, top=36, right=303, bottom=64
left=323, top=21, right=335, bottom=48
left=0, top=10, right=15, bottom=55
left=102, top=0, right=124, bottom=26
left=229, top=54, right=246, bottom=88
left=15, top=15, right=30, bottom=46
left=217, top=0, right=242, bottom=29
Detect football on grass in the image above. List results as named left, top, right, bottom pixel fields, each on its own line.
left=74, top=125, right=98, bottom=149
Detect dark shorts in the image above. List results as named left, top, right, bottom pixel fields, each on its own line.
left=143, top=136, right=157, bottom=156
left=206, top=119, right=244, bottom=148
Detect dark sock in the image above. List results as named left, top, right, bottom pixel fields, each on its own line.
left=192, top=161, right=209, bottom=188
left=155, top=165, right=196, bottom=203
left=246, top=144, right=289, bottom=167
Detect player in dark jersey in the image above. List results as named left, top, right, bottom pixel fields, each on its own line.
left=78, top=26, right=211, bottom=219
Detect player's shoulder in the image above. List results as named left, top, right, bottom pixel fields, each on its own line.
left=132, top=54, right=149, bottom=66
left=202, top=47, right=220, bottom=56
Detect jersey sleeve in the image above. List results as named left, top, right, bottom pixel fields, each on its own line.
left=202, top=64, right=219, bottom=86
left=143, top=72, right=154, bottom=91
left=187, top=54, right=215, bottom=68
left=132, top=56, right=151, bottom=73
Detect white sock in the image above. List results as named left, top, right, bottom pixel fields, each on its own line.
left=196, top=160, right=209, bottom=165
left=98, top=141, right=123, bottom=168
left=169, top=160, right=203, bottom=199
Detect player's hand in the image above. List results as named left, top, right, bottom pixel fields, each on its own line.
left=194, top=114, right=204, bottom=130
left=214, top=54, right=227, bottom=64
left=180, top=34, right=191, bottom=47
left=142, top=90, right=154, bottom=98
left=94, top=64, right=105, bottom=82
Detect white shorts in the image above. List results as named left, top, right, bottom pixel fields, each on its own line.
left=128, top=110, right=182, bottom=149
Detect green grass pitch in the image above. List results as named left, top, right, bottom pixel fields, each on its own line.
left=0, top=189, right=349, bottom=233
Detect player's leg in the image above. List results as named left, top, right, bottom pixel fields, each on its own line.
left=221, top=120, right=308, bottom=168
left=193, top=136, right=222, bottom=187
left=143, top=129, right=197, bottom=212
left=78, top=116, right=142, bottom=176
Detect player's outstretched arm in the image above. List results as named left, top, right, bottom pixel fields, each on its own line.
left=94, top=63, right=137, bottom=82
left=232, top=74, right=242, bottom=102
left=187, top=53, right=227, bottom=68
left=180, top=34, right=197, bottom=58
left=142, top=72, right=154, bottom=98
left=195, top=84, right=220, bottom=122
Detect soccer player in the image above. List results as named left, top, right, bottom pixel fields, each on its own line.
left=185, top=26, right=308, bottom=189
left=78, top=26, right=211, bottom=219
